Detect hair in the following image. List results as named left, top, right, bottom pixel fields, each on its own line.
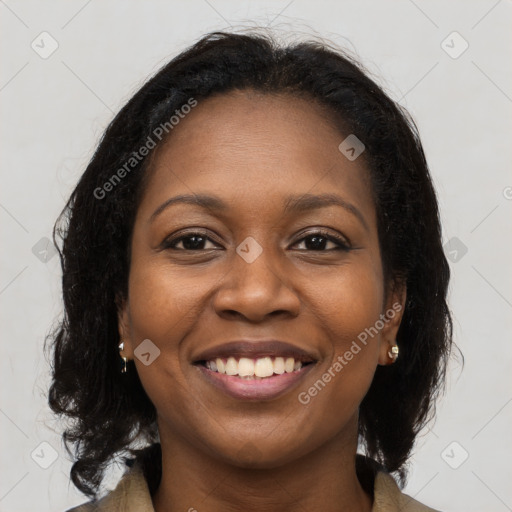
left=46, top=29, right=453, bottom=500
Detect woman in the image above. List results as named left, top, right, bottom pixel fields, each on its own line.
left=48, top=30, right=452, bottom=511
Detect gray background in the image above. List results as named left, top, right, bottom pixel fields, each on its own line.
left=1, top=1, right=511, bottom=511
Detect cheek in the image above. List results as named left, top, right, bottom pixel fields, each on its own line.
left=124, top=258, right=206, bottom=392
left=127, top=257, right=214, bottom=342
left=125, top=259, right=210, bottom=431
left=297, top=260, right=384, bottom=413
left=125, top=259, right=231, bottom=456
left=307, top=258, right=384, bottom=349
left=125, top=256, right=230, bottom=410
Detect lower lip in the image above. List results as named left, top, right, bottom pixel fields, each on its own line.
left=195, top=363, right=316, bottom=401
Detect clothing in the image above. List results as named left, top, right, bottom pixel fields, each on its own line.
left=66, top=457, right=439, bottom=512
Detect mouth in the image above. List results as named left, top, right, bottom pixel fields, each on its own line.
left=197, top=356, right=314, bottom=378
left=191, top=340, right=318, bottom=401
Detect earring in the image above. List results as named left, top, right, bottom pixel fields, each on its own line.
left=387, top=343, right=399, bottom=361
left=119, top=341, right=128, bottom=373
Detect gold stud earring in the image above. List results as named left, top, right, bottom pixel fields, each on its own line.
left=119, top=340, right=128, bottom=373
left=388, top=343, right=399, bottom=361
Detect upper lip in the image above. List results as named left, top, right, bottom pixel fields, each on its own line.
left=192, top=340, right=318, bottom=364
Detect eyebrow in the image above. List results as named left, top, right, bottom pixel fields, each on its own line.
left=150, top=192, right=369, bottom=231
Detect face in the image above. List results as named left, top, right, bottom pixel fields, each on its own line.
left=118, top=90, right=405, bottom=468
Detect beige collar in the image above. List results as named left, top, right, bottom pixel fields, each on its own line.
left=68, top=460, right=438, bottom=512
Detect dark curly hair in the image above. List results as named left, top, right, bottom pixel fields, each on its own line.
left=46, top=29, right=453, bottom=499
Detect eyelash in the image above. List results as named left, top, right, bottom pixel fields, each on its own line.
left=162, top=229, right=351, bottom=252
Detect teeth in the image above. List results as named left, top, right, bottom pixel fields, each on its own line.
left=225, top=357, right=238, bottom=376
left=273, top=357, right=285, bottom=374
left=238, top=357, right=254, bottom=377
left=205, top=356, right=306, bottom=378
left=254, top=356, right=273, bottom=377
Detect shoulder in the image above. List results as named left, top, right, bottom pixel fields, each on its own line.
left=64, top=461, right=155, bottom=512
left=373, top=471, right=440, bottom=512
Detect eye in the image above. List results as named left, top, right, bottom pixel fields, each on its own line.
left=292, top=230, right=350, bottom=251
left=162, top=229, right=350, bottom=252
left=163, top=231, right=221, bottom=251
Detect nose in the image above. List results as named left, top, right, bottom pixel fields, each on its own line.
left=213, top=243, right=301, bottom=323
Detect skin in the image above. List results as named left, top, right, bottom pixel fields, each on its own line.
left=118, top=90, right=406, bottom=512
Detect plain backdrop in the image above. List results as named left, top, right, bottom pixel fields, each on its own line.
left=1, top=1, right=511, bottom=511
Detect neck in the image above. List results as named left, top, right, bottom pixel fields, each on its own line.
left=152, top=418, right=372, bottom=512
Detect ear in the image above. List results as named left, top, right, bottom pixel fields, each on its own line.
left=116, top=293, right=134, bottom=359
left=377, top=279, right=407, bottom=366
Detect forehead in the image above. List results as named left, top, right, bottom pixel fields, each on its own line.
left=138, top=90, right=375, bottom=224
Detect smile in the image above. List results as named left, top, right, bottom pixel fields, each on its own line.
left=194, top=356, right=316, bottom=401
left=191, top=339, right=318, bottom=400
left=204, top=356, right=310, bottom=378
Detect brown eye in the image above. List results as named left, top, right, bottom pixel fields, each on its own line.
left=163, top=232, right=220, bottom=251
left=293, top=231, right=350, bottom=251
